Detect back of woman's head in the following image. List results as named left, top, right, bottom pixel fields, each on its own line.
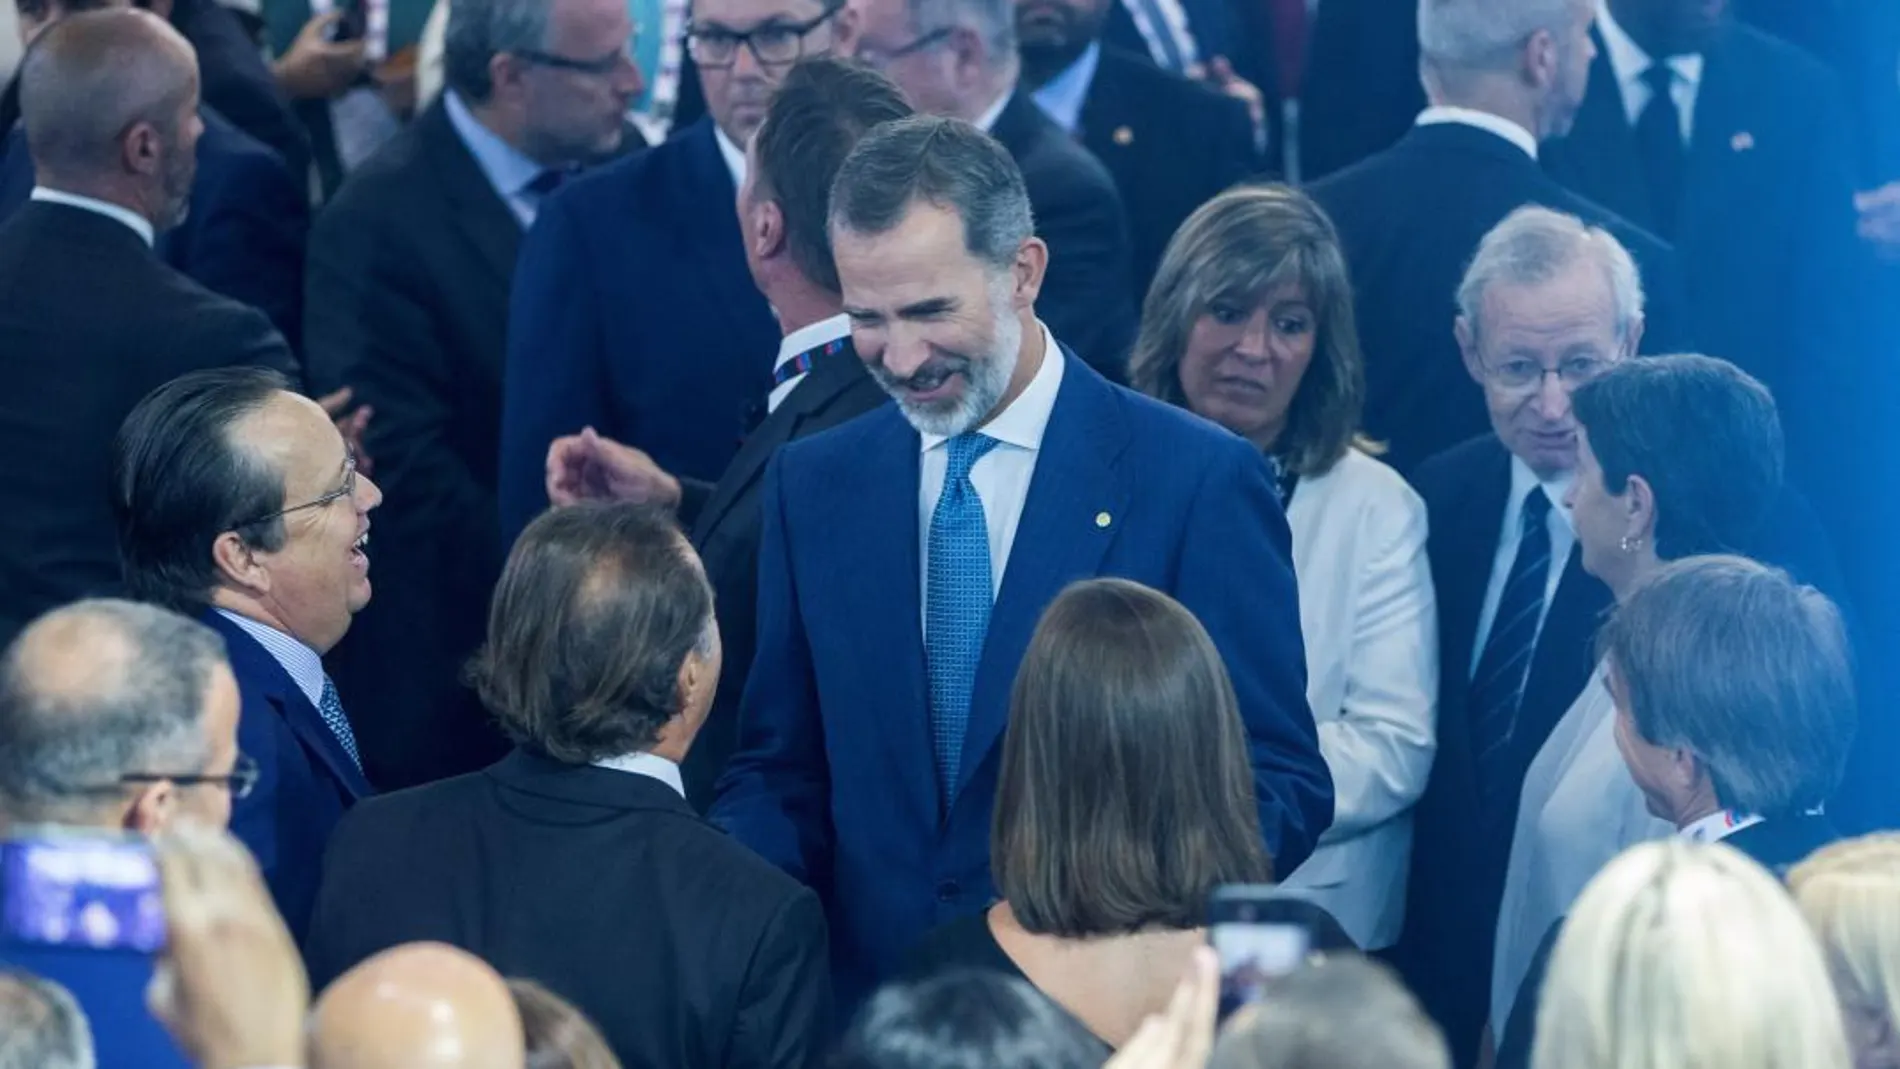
left=993, top=578, right=1271, bottom=938
left=833, top=970, right=1104, bottom=1069
left=1533, top=839, right=1850, bottom=1069
left=508, top=980, right=620, bottom=1069
left=1789, top=834, right=1900, bottom=1069
left=1208, top=957, right=1448, bottom=1069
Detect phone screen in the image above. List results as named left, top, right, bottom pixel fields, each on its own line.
left=1208, top=887, right=1311, bottom=1017
left=0, top=834, right=165, bottom=954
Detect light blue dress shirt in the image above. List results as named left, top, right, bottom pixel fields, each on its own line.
left=1030, top=41, right=1102, bottom=135
left=443, top=90, right=550, bottom=228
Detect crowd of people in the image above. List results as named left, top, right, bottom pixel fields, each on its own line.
left=0, top=0, right=1896, bottom=1064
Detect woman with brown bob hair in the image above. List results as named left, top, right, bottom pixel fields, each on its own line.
left=1130, top=184, right=1438, bottom=952
left=905, top=578, right=1349, bottom=1048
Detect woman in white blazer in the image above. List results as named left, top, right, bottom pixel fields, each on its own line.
left=1130, top=184, right=1438, bottom=950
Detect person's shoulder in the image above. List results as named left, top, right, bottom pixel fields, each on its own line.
left=1325, top=447, right=1426, bottom=513
left=1110, top=378, right=1254, bottom=461
left=1545, top=183, right=1670, bottom=259
left=1095, top=46, right=1243, bottom=114
left=1721, top=18, right=1838, bottom=89
left=330, top=772, right=488, bottom=846
left=663, top=815, right=820, bottom=912
left=1411, top=433, right=1505, bottom=501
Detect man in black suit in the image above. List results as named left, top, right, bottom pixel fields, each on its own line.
left=545, top=58, right=901, bottom=807
left=1013, top=0, right=1257, bottom=299
left=0, top=8, right=296, bottom=645
left=851, top=0, right=1137, bottom=376
left=1308, top=0, right=1687, bottom=475
left=1298, top=0, right=1422, bottom=180
left=305, top=503, right=831, bottom=1069
left=304, top=0, right=645, bottom=791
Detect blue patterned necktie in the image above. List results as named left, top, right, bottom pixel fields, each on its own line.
left=318, top=676, right=364, bottom=772
left=1470, top=488, right=1552, bottom=828
left=926, top=432, right=1002, bottom=806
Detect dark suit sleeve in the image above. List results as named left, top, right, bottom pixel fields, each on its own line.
left=728, top=889, right=832, bottom=1069
left=498, top=190, right=614, bottom=545
left=185, top=299, right=301, bottom=386
left=710, top=454, right=833, bottom=885
left=1031, top=154, right=1138, bottom=380
left=1174, top=439, right=1332, bottom=872
left=1624, top=235, right=1692, bottom=355
left=1494, top=919, right=1561, bottom=1069
left=1211, top=93, right=1265, bottom=187
left=181, top=144, right=309, bottom=349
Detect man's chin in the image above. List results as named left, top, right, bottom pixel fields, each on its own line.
left=1018, top=39, right=1089, bottom=85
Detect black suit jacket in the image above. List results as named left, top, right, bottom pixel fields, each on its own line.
left=169, top=0, right=312, bottom=186
left=1299, top=0, right=1423, bottom=180
left=1098, top=0, right=1283, bottom=165
left=1308, top=122, right=1688, bottom=474
left=303, top=100, right=526, bottom=790
left=989, top=89, right=1138, bottom=379
left=306, top=749, right=833, bottom=1069
left=1078, top=47, right=1260, bottom=300
left=0, top=107, right=308, bottom=347
left=681, top=341, right=889, bottom=809
left=0, top=202, right=296, bottom=644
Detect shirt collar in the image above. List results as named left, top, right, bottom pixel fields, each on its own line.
left=1509, top=454, right=1576, bottom=532
left=1030, top=41, right=1101, bottom=134
left=591, top=751, right=686, bottom=798
left=214, top=609, right=326, bottom=709
left=1414, top=105, right=1539, bottom=159
left=443, top=90, right=547, bottom=207
left=920, top=321, right=1066, bottom=454
left=29, top=187, right=154, bottom=246
left=775, top=313, right=853, bottom=374
left=714, top=125, right=748, bottom=189
left=973, top=87, right=1013, bottom=134
left=1677, top=809, right=1765, bottom=844
left=1595, top=1, right=1704, bottom=95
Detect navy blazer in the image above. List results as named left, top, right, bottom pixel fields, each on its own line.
left=498, top=118, right=780, bottom=545
left=711, top=347, right=1331, bottom=1006
left=0, top=107, right=308, bottom=346
left=205, top=611, right=372, bottom=945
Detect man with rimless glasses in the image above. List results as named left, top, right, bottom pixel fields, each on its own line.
left=111, top=367, right=383, bottom=948
left=498, top=0, right=850, bottom=545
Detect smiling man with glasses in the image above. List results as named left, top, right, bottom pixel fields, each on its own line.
left=0, top=597, right=244, bottom=1069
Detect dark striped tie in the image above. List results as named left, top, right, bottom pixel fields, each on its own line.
left=1470, top=488, right=1552, bottom=827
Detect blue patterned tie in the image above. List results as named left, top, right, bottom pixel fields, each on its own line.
left=1470, top=489, right=1552, bottom=828
left=319, top=676, right=364, bottom=772
left=926, top=433, right=1002, bottom=806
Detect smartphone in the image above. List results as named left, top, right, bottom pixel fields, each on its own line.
left=1208, top=884, right=1312, bottom=1017
left=0, top=831, right=165, bottom=954
left=325, top=0, right=367, bottom=43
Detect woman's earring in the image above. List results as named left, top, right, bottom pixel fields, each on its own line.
left=1619, top=535, right=1641, bottom=553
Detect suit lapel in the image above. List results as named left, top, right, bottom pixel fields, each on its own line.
left=419, top=102, right=522, bottom=296
left=204, top=612, right=372, bottom=800
left=1439, top=439, right=1512, bottom=698
left=672, top=121, right=772, bottom=396
left=1557, top=36, right=1657, bottom=228
left=1516, top=549, right=1613, bottom=770
left=1675, top=27, right=1750, bottom=254
left=954, top=353, right=1128, bottom=800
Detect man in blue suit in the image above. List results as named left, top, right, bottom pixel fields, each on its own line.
left=113, top=367, right=381, bottom=944
left=496, top=0, right=851, bottom=544
left=0, top=598, right=247, bottom=1069
left=711, top=115, right=1332, bottom=1005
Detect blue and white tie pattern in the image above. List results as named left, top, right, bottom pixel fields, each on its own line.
left=1470, top=489, right=1552, bottom=827
left=319, top=676, right=364, bottom=772
left=926, top=433, right=1002, bottom=807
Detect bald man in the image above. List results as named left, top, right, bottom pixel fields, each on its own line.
left=0, top=8, right=297, bottom=646
left=311, top=943, right=526, bottom=1069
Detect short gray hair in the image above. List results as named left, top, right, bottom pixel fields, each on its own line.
left=1457, top=205, right=1643, bottom=348
left=829, top=115, right=1034, bottom=270
left=0, top=599, right=228, bottom=824
left=445, top=0, right=553, bottom=103
left=1209, top=958, right=1451, bottom=1069
left=20, top=9, right=197, bottom=181
left=1602, top=555, right=1856, bottom=818
left=901, top=0, right=1014, bottom=64
left=0, top=972, right=94, bottom=1069
left=1418, top=0, right=1577, bottom=74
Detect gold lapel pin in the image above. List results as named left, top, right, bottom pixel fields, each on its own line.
left=1731, top=131, right=1755, bottom=152
left=1095, top=511, right=1112, bottom=528
left=1112, top=126, right=1134, bottom=147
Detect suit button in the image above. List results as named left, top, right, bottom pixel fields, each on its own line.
left=936, top=881, right=960, bottom=903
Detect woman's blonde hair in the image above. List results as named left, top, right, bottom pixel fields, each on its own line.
left=1790, top=835, right=1900, bottom=1034
left=1533, top=839, right=1850, bottom=1069
left=1129, top=184, right=1370, bottom=477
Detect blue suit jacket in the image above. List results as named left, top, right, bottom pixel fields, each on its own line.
left=711, top=349, right=1332, bottom=1004
left=205, top=611, right=372, bottom=945
left=498, top=119, right=780, bottom=544
left=0, top=945, right=188, bottom=1069
left=0, top=107, right=308, bottom=347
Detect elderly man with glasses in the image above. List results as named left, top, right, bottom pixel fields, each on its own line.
left=0, top=597, right=249, bottom=1069
left=110, top=367, right=383, bottom=948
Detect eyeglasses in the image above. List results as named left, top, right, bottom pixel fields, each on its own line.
left=116, top=753, right=260, bottom=801
left=232, top=452, right=357, bottom=530
left=855, top=25, right=954, bottom=69
left=1480, top=355, right=1612, bottom=395
left=514, top=39, right=640, bottom=77
left=685, top=4, right=842, bottom=69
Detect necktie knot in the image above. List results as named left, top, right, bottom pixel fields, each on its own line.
left=1641, top=61, right=1676, bottom=95
left=523, top=166, right=574, bottom=198
left=1520, top=487, right=1552, bottom=536
left=944, top=433, right=1000, bottom=485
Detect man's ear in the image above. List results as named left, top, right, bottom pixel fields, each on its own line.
left=486, top=52, right=528, bottom=104
left=121, top=121, right=164, bottom=179
left=124, top=782, right=172, bottom=835
left=751, top=197, right=787, bottom=264
left=1521, top=26, right=1559, bottom=91
left=1623, top=472, right=1657, bottom=545
left=1013, top=237, right=1048, bottom=309
left=211, top=531, right=269, bottom=597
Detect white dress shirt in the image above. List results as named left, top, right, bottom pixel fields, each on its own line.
left=1414, top=105, right=1540, bottom=159
left=1596, top=0, right=1705, bottom=144
left=973, top=89, right=1012, bottom=134
left=769, top=314, right=852, bottom=413
left=918, top=323, right=1065, bottom=625
left=592, top=751, right=687, bottom=797
left=1677, top=808, right=1765, bottom=843
left=1490, top=666, right=1671, bottom=1028
left=715, top=125, right=748, bottom=187
left=444, top=90, right=553, bottom=228
left=1470, top=459, right=1575, bottom=676
left=29, top=188, right=154, bottom=247
left=215, top=610, right=326, bottom=709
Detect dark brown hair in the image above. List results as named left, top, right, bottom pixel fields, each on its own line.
left=752, top=57, right=912, bottom=295
left=992, top=578, right=1272, bottom=938
left=467, top=503, right=712, bottom=764
left=509, top=979, right=621, bottom=1069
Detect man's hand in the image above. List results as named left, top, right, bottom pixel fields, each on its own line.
left=317, top=387, right=374, bottom=478
left=147, top=825, right=309, bottom=1069
left=1203, top=56, right=1267, bottom=155
left=1855, top=182, right=1900, bottom=262
left=546, top=426, right=682, bottom=510
left=273, top=11, right=369, bottom=101
left=1106, top=947, right=1219, bottom=1069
